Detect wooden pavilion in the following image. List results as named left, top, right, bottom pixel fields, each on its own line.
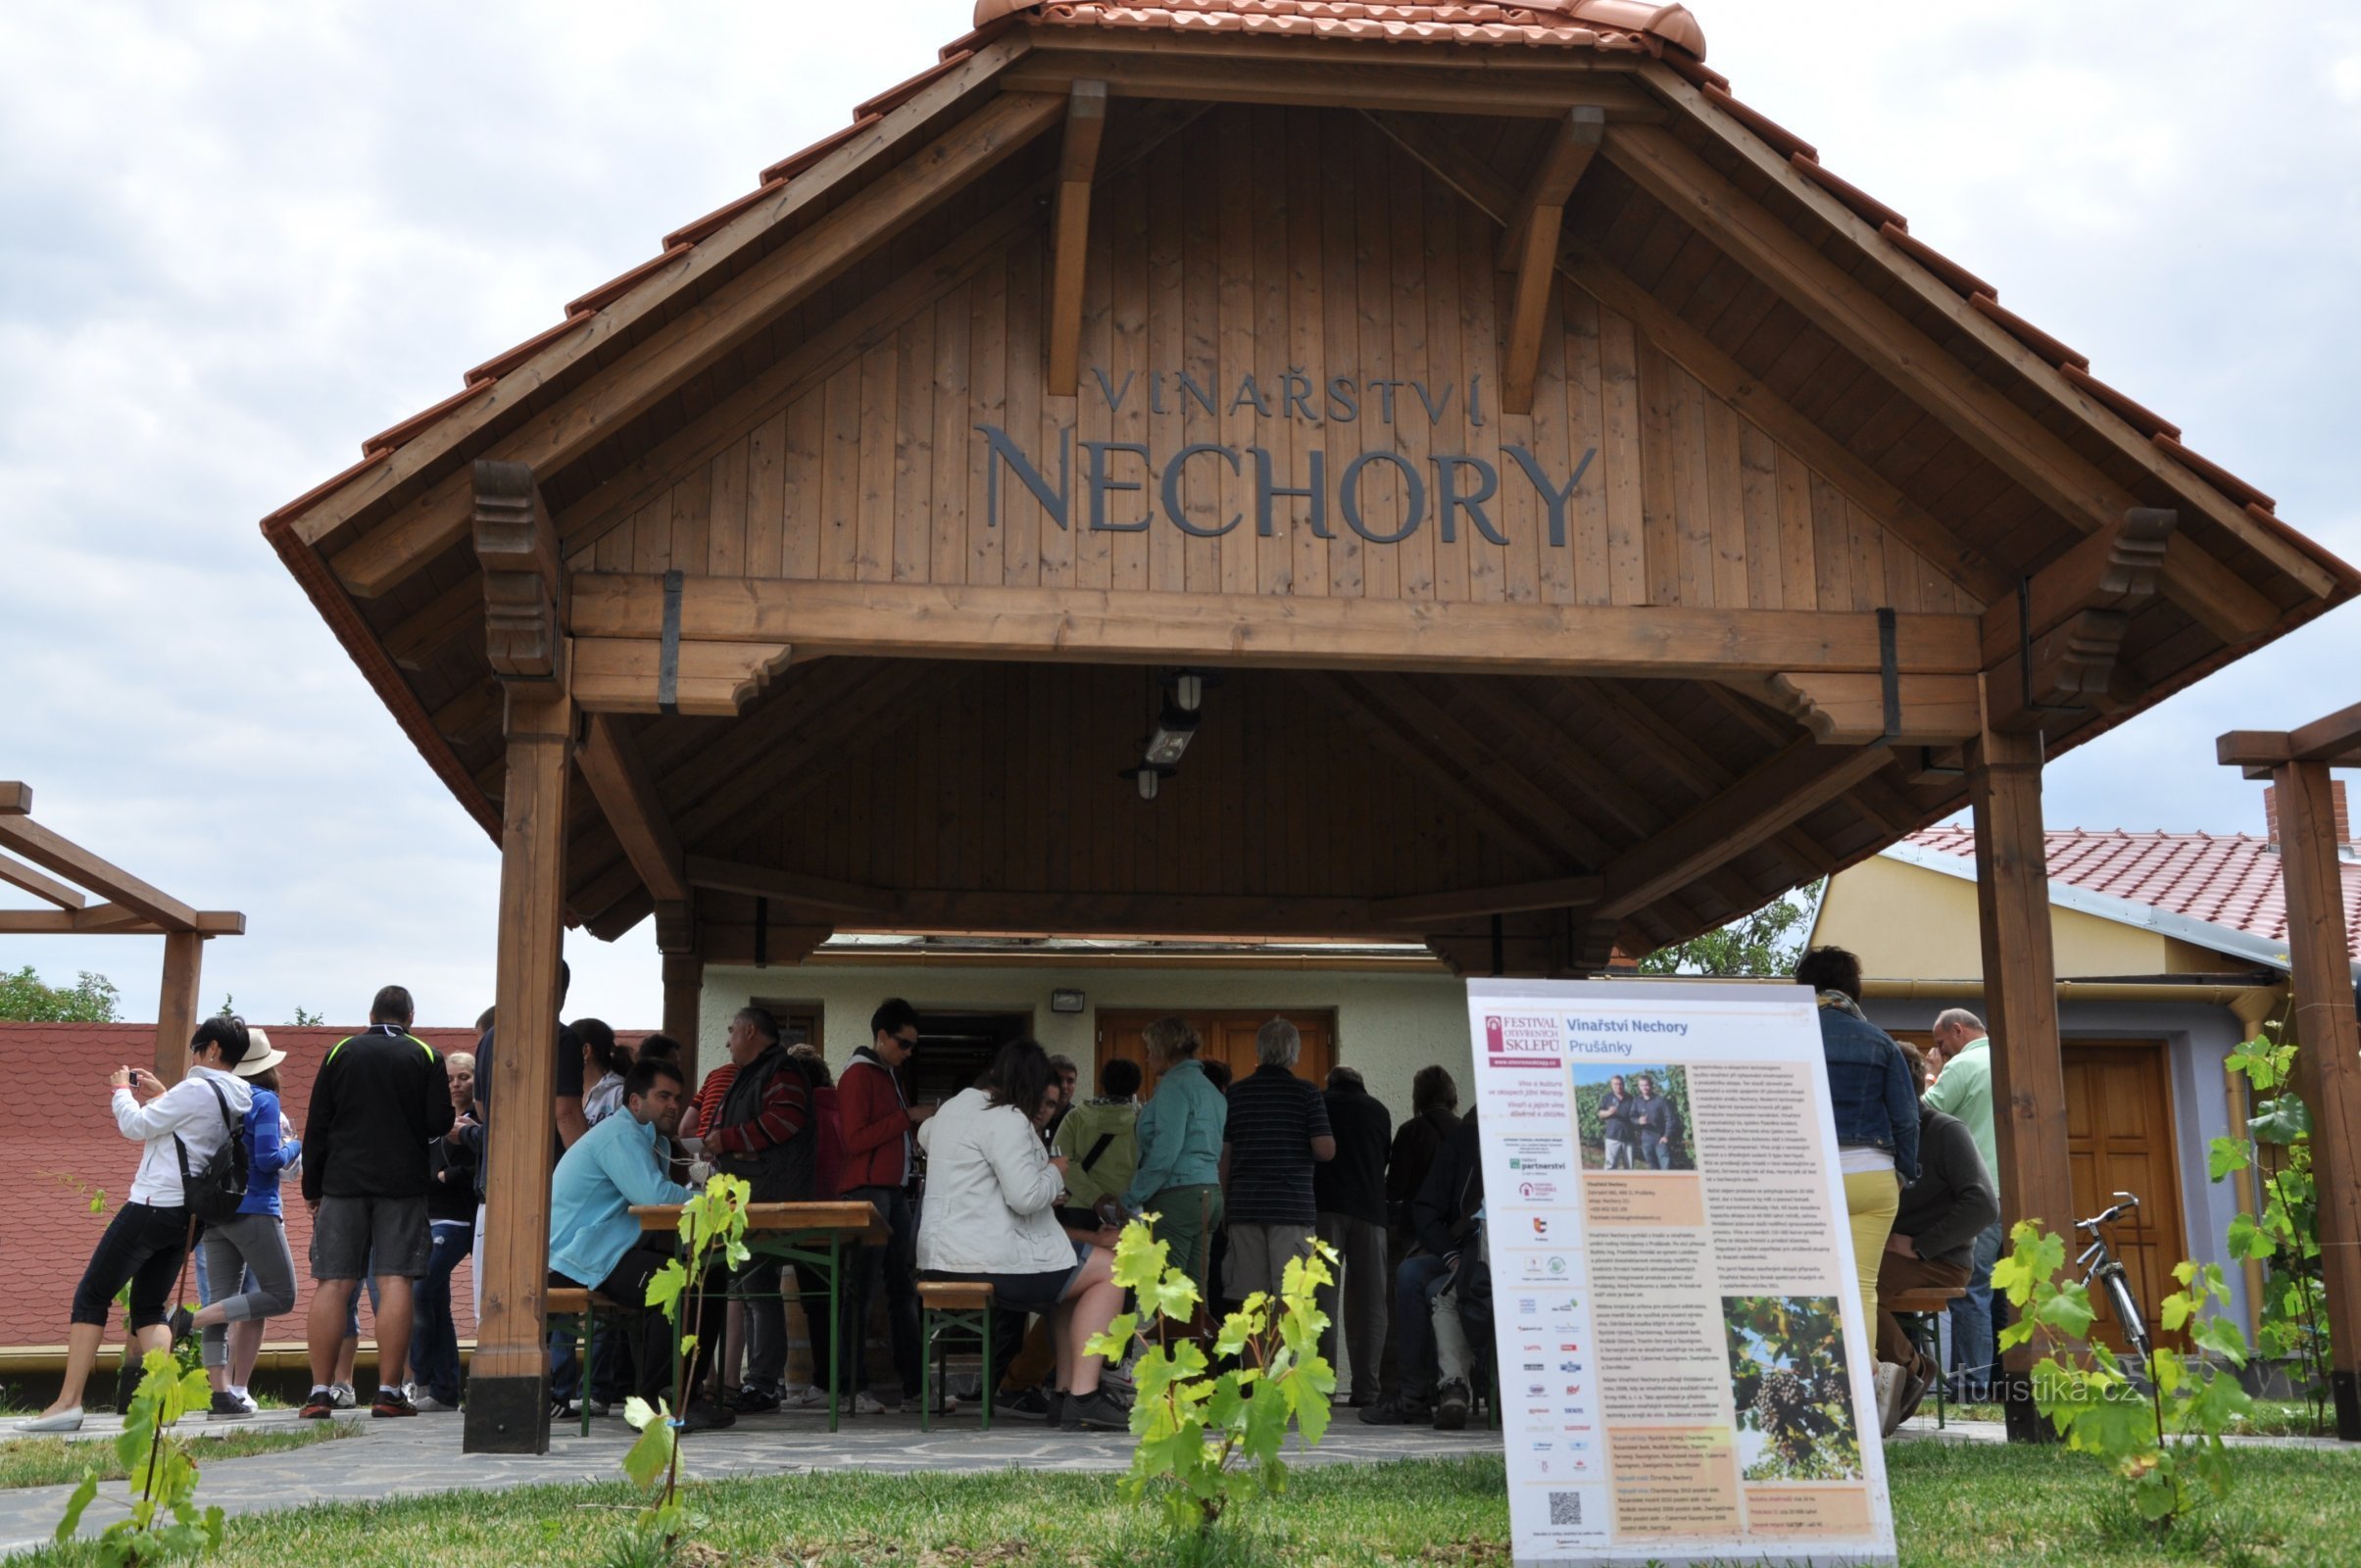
left=261, top=0, right=2356, bottom=1451
left=0, top=783, right=245, bottom=1079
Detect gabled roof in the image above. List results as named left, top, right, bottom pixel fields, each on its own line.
left=1885, top=827, right=2361, bottom=970
left=975, top=0, right=1708, bottom=54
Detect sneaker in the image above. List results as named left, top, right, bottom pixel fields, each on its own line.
left=208, top=1391, right=254, bottom=1420
left=168, top=1306, right=197, bottom=1343
left=327, top=1384, right=358, bottom=1409
left=731, top=1385, right=781, bottom=1413
left=779, top=1385, right=827, bottom=1410
left=1060, top=1389, right=1130, bottom=1432
left=1874, top=1363, right=1906, bottom=1438
left=1893, top=1360, right=1934, bottom=1431
left=411, top=1393, right=459, bottom=1412
left=930, top=1390, right=961, bottom=1417
left=1003, top=1386, right=1054, bottom=1419
left=1358, top=1395, right=1434, bottom=1426
left=17, top=1407, right=83, bottom=1434
left=851, top=1392, right=888, bottom=1416
left=372, top=1387, right=418, bottom=1419
left=680, top=1399, right=738, bottom=1433
left=1433, top=1380, right=1471, bottom=1432
left=299, top=1390, right=335, bottom=1420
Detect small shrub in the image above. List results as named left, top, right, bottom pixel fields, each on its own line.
left=55, top=1348, right=223, bottom=1565
left=1084, top=1218, right=1338, bottom=1534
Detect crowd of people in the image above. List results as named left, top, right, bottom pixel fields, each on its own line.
left=25, top=963, right=1998, bottom=1443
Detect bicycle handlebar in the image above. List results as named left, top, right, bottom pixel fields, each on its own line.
left=2076, top=1192, right=2141, bottom=1233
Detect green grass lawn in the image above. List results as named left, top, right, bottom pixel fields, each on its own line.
left=15, top=1440, right=2361, bottom=1567
left=1941, top=1396, right=2337, bottom=1441
left=0, top=1423, right=352, bottom=1492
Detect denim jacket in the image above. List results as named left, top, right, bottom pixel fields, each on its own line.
left=1814, top=993, right=1921, bottom=1183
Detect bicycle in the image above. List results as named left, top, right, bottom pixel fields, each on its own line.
left=2076, top=1191, right=2152, bottom=1372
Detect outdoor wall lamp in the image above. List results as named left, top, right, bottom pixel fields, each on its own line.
left=1120, top=670, right=1212, bottom=799
left=1121, top=763, right=1177, bottom=800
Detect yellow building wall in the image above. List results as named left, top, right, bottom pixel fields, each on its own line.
left=1812, top=854, right=2178, bottom=980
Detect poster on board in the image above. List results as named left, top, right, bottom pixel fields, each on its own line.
left=1465, top=978, right=1897, bottom=1568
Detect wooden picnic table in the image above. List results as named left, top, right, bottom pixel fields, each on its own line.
left=627, top=1199, right=886, bottom=1430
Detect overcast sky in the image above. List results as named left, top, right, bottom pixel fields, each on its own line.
left=4, top=2, right=2357, bottom=1028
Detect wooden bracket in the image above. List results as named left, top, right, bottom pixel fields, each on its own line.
left=1981, top=508, right=2177, bottom=733
left=653, top=898, right=698, bottom=956
left=473, top=461, right=567, bottom=685
left=1498, top=106, right=1603, bottom=416
left=1045, top=79, right=1109, bottom=396
left=1758, top=671, right=1981, bottom=745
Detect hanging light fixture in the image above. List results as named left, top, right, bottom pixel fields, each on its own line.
left=1120, top=762, right=1177, bottom=801
left=1119, top=670, right=1217, bottom=800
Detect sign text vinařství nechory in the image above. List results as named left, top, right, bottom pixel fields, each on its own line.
left=978, top=368, right=1598, bottom=547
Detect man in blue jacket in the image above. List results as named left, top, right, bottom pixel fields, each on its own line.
left=548, top=1058, right=732, bottom=1430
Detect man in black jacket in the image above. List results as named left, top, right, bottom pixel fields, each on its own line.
left=301, top=986, right=454, bottom=1420
left=1312, top=1067, right=1392, bottom=1406
left=1876, top=1044, right=1998, bottom=1433
left=1361, top=1109, right=1482, bottom=1430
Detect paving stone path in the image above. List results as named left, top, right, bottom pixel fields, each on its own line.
left=0, top=1404, right=1498, bottom=1556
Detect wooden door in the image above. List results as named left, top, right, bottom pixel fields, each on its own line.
left=1095, top=1009, right=1337, bottom=1098
left=2061, top=1041, right=2188, bottom=1352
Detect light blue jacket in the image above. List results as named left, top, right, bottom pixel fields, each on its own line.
left=548, top=1111, right=693, bottom=1289
left=1123, top=1058, right=1226, bottom=1212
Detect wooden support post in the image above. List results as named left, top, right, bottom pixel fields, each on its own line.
left=1968, top=720, right=2076, bottom=1444
left=462, top=685, right=574, bottom=1455
left=663, top=953, right=705, bottom=1087
left=1498, top=106, right=1601, bottom=416
left=2267, top=760, right=2361, bottom=1441
left=155, top=932, right=203, bottom=1086
left=1045, top=80, right=1108, bottom=395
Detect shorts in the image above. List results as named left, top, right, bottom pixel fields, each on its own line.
left=1223, top=1222, right=1315, bottom=1298
left=311, top=1194, right=431, bottom=1281
left=922, top=1240, right=1089, bottom=1317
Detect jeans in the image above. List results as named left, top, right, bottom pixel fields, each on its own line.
left=1950, top=1221, right=2003, bottom=1394
left=841, top=1186, right=921, bottom=1398
left=410, top=1219, right=474, bottom=1405
left=197, top=1215, right=298, bottom=1370
left=737, top=1257, right=837, bottom=1394
left=1389, top=1253, right=1454, bottom=1401
left=1314, top=1212, right=1389, bottom=1401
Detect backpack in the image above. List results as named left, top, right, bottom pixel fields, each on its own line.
left=173, top=1078, right=249, bottom=1225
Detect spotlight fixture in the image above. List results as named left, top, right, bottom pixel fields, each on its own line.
left=1120, top=669, right=1218, bottom=801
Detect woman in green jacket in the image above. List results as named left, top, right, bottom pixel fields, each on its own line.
left=1119, top=1016, right=1227, bottom=1297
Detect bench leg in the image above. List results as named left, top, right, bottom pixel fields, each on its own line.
left=920, top=1309, right=935, bottom=1435
left=980, top=1303, right=992, bottom=1433
left=581, top=1305, right=595, bottom=1439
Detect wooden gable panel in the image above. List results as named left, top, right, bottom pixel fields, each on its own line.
left=562, top=105, right=1987, bottom=619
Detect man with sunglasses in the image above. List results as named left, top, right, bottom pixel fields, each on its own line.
left=833, top=999, right=933, bottom=1414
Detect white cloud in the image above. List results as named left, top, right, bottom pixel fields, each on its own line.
left=2, top=1, right=2357, bottom=1021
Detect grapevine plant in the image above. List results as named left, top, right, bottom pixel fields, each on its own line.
left=55, top=1349, right=223, bottom=1566
left=1084, top=1218, right=1338, bottom=1533
left=1722, top=1296, right=1862, bottom=1482
left=2208, top=1023, right=2333, bottom=1434
left=1992, top=1222, right=2252, bottom=1530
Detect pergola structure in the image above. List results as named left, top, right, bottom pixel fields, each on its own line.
left=260, top=0, right=2356, bottom=1451
left=0, top=783, right=246, bottom=1082
left=2218, top=708, right=2361, bottom=1441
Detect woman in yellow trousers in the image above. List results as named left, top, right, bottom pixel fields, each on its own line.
left=1795, top=948, right=1921, bottom=1335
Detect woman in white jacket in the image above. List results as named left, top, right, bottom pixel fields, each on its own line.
left=917, top=1039, right=1128, bottom=1430
left=22, top=1016, right=255, bottom=1433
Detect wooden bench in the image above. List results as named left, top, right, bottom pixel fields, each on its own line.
left=1887, top=1286, right=1967, bottom=1429
left=545, top=1286, right=626, bottom=1438
left=915, top=1281, right=996, bottom=1433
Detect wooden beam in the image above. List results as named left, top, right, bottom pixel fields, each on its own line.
left=0, top=783, right=29, bottom=815
left=1003, top=50, right=1664, bottom=121
left=662, top=953, right=704, bottom=1085
left=0, top=907, right=243, bottom=936
left=1968, top=716, right=2077, bottom=1443
left=570, top=637, right=794, bottom=717
left=569, top=573, right=1983, bottom=681
left=381, top=576, right=481, bottom=671
left=465, top=682, right=571, bottom=1456
left=1357, top=107, right=2009, bottom=606
left=1760, top=671, right=1982, bottom=745
left=2223, top=701, right=2361, bottom=776
left=1358, top=673, right=1615, bottom=867
left=155, top=932, right=203, bottom=1087
left=2256, top=759, right=2361, bottom=1440
left=1595, top=740, right=1894, bottom=919
left=705, top=891, right=1386, bottom=941
left=0, top=817, right=200, bottom=932
left=1599, top=121, right=2302, bottom=638
left=1374, top=876, right=1605, bottom=926
left=684, top=855, right=901, bottom=919
left=1045, top=80, right=1108, bottom=396
left=0, top=849, right=84, bottom=908
left=1693, top=681, right=1928, bottom=837
left=575, top=715, right=687, bottom=905
left=282, top=37, right=1028, bottom=551
left=1643, top=62, right=2336, bottom=604
left=1500, top=107, right=1603, bottom=416
left=330, top=89, right=1068, bottom=599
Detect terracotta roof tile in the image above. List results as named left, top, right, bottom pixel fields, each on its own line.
left=1972, top=291, right=2087, bottom=371
left=360, top=380, right=493, bottom=458
left=760, top=115, right=884, bottom=187
left=1791, top=152, right=1905, bottom=233
left=856, top=49, right=977, bottom=122
left=1904, top=827, right=2361, bottom=963
left=663, top=184, right=784, bottom=252
left=1701, top=82, right=1813, bottom=162
left=2155, top=434, right=2276, bottom=515
left=464, top=317, right=589, bottom=387
left=2059, top=363, right=2180, bottom=441
left=977, top=1, right=1705, bottom=56
left=566, top=242, right=697, bottom=320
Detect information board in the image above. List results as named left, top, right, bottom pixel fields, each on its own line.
left=1465, top=978, right=1897, bottom=1568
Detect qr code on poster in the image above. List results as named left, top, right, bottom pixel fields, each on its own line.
left=1548, top=1492, right=1583, bottom=1527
